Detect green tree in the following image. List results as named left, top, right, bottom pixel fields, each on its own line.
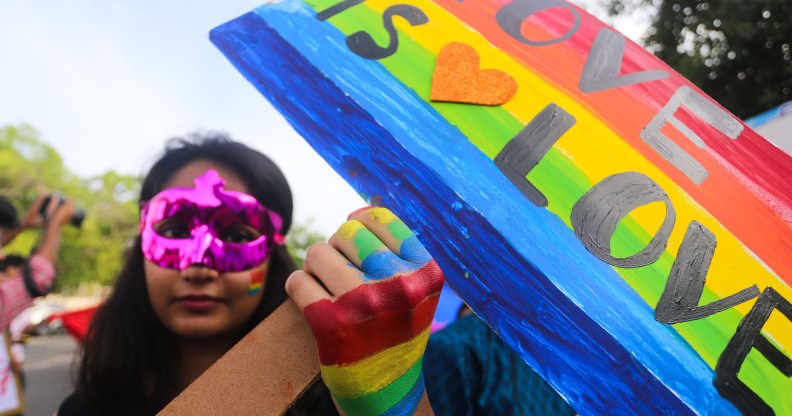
left=601, top=0, right=792, bottom=119
left=1, top=124, right=327, bottom=290
left=0, top=125, right=70, bottom=201
left=55, top=171, right=141, bottom=289
left=0, top=124, right=140, bottom=291
left=286, top=220, right=326, bottom=269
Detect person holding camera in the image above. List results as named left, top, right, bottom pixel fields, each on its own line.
left=0, top=194, right=75, bottom=328
left=0, top=194, right=47, bottom=251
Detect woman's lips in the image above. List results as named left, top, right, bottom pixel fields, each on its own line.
left=175, top=295, right=222, bottom=311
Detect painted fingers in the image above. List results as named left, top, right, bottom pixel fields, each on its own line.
left=286, top=207, right=443, bottom=416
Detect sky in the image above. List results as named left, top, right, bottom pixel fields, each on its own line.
left=0, top=0, right=647, bottom=236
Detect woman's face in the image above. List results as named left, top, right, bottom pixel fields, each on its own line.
left=144, top=160, right=268, bottom=341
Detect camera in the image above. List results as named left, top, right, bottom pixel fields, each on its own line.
left=39, top=194, right=86, bottom=228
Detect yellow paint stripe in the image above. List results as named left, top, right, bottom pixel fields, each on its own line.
left=320, top=328, right=430, bottom=398
left=357, top=0, right=792, bottom=347
left=367, top=207, right=398, bottom=225
left=337, top=220, right=366, bottom=241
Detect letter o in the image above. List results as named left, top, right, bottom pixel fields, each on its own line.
left=496, top=0, right=581, bottom=46
left=571, top=172, right=676, bottom=268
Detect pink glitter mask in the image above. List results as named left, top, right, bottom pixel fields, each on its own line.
left=140, top=170, right=284, bottom=272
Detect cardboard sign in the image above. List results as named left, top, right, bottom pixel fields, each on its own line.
left=0, top=333, right=23, bottom=416
left=161, top=301, right=320, bottom=415
left=210, top=0, right=792, bottom=414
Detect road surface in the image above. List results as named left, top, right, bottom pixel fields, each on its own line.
left=24, top=334, right=78, bottom=416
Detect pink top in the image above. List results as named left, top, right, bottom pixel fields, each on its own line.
left=0, top=255, right=55, bottom=329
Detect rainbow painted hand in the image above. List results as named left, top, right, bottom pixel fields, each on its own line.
left=286, top=207, right=443, bottom=416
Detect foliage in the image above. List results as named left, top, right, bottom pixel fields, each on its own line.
left=1, top=124, right=326, bottom=290
left=286, top=220, right=326, bottom=269
left=0, top=124, right=141, bottom=291
left=601, top=0, right=792, bottom=119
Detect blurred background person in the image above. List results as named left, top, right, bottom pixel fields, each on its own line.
left=0, top=194, right=53, bottom=252
left=0, top=193, right=75, bottom=328
left=424, top=303, right=577, bottom=416
left=0, top=254, right=35, bottom=388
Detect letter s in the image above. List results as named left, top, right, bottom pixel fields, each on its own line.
left=346, top=4, right=428, bottom=60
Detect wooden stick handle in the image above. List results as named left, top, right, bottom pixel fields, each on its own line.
left=160, top=300, right=320, bottom=415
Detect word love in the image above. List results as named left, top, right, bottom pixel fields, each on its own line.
left=211, top=0, right=792, bottom=413
left=316, top=0, right=791, bottom=414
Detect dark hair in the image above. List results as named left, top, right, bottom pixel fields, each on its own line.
left=76, top=133, right=299, bottom=414
left=0, top=254, right=26, bottom=272
left=0, top=196, right=19, bottom=230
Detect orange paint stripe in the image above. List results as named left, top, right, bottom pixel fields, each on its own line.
left=434, top=0, right=792, bottom=285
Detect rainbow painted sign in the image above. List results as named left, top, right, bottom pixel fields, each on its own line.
left=210, top=0, right=792, bottom=414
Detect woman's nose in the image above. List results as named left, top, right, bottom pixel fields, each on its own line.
left=181, top=264, right=220, bottom=281
left=179, top=225, right=216, bottom=270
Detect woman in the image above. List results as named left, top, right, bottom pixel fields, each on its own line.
left=58, top=133, right=441, bottom=415
left=59, top=136, right=334, bottom=415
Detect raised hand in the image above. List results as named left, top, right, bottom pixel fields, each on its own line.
left=20, top=194, right=48, bottom=229
left=286, top=207, right=443, bottom=415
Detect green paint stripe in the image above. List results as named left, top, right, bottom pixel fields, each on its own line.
left=742, top=347, right=792, bottom=414
left=335, top=358, right=423, bottom=416
left=353, top=227, right=387, bottom=261
left=301, top=0, right=784, bottom=396
left=387, top=219, right=413, bottom=243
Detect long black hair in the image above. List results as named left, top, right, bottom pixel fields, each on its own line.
left=76, top=133, right=299, bottom=414
left=0, top=196, right=19, bottom=230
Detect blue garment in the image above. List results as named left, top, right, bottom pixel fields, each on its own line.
left=424, top=314, right=577, bottom=416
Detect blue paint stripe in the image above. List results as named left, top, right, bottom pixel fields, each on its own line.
left=399, top=235, right=432, bottom=265
left=250, top=4, right=734, bottom=414
left=380, top=370, right=424, bottom=416
left=358, top=236, right=430, bottom=281
left=210, top=7, right=737, bottom=414
left=361, top=250, right=416, bottom=280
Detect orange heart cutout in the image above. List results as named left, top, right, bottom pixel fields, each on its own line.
left=430, top=42, right=518, bottom=106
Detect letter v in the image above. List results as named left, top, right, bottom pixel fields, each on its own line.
left=654, top=221, right=760, bottom=324
left=579, top=28, right=669, bottom=93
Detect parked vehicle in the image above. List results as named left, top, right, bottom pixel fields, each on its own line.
left=24, top=301, right=67, bottom=336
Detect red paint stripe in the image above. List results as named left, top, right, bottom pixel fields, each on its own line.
left=303, top=261, right=443, bottom=365
left=433, top=0, right=792, bottom=284
left=250, top=269, right=265, bottom=285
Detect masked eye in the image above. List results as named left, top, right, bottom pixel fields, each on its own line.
left=154, top=220, right=191, bottom=239
left=220, top=225, right=262, bottom=244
